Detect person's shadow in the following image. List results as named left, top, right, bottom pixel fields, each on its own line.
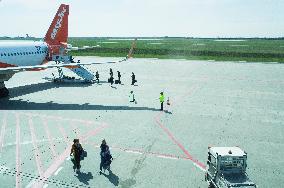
left=75, top=171, right=94, bottom=185
left=101, top=170, right=119, bottom=186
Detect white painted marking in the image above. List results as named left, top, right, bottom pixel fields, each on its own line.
left=43, top=184, right=49, bottom=188
left=3, top=138, right=63, bottom=148
left=54, top=167, right=63, bottom=176
left=124, top=150, right=143, bottom=154
left=157, top=155, right=178, bottom=160
left=25, top=179, right=36, bottom=188
left=193, top=163, right=206, bottom=172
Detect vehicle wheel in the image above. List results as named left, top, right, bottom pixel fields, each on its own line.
left=208, top=182, right=214, bottom=188
left=0, top=87, right=9, bottom=98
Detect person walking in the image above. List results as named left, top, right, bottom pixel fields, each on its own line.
left=110, top=75, right=114, bottom=86
left=159, top=92, right=165, bottom=111
left=95, top=71, right=100, bottom=83
left=117, top=71, right=121, bottom=84
left=70, top=139, right=83, bottom=173
left=131, top=72, right=136, bottom=85
left=100, top=139, right=110, bottom=173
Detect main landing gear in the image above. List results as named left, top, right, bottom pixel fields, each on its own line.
left=0, top=82, right=9, bottom=98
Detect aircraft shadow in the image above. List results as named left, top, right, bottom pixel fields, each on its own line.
left=7, top=81, right=111, bottom=99
left=0, top=99, right=161, bottom=111
left=7, top=81, right=92, bottom=98
left=0, top=82, right=164, bottom=111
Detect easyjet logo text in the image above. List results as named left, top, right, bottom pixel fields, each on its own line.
left=51, top=7, right=67, bottom=40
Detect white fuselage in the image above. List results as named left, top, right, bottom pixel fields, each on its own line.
left=0, top=41, right=48, bottom=66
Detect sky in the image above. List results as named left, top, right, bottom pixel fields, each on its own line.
left=0, top=0, right=283, bottom=38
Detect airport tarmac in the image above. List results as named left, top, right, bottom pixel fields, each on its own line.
left=0, top=57, right=284, bottom=187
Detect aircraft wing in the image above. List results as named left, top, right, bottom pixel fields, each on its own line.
left=0, top=38, right=136, bottom=74
left=0, top=61, right=119, bottom=73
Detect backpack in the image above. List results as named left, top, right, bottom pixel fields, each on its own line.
left=74, top=143, right=83, bottom=156
left=103, top=152, right=113, bottom=166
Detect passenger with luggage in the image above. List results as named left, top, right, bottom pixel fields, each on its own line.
left=100, top=139, right=113, bottom=174
left=131, top=72, right=137, bottom=85
left=70, top=139, right=83, bottom=173
left=115, top=71, right=121, bottom=84
left=95, top=71, right=100, bottom=83
left=109, top=75, right=114, bottom=85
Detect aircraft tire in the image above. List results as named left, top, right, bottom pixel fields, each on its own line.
left=0, top=87, right=9, bottom=98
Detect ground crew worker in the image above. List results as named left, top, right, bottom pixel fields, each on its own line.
left=110, top=68, right=113, bottom=77
left=70, top=139, right=83, bottom=173
left=131, top=72, right=136, bottom=85
left=129, top=91, right=136, bottom=103
left=95, top=71, right=100, bottom=83
left=159, top=92, right=165, bottom=111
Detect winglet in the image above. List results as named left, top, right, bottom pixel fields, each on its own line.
left=126, top=38, right=137, bottom=59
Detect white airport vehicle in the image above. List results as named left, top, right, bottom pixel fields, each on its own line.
left=0, top=4, right=136, bottom=97
left=205, top=147, right=257, bottom=188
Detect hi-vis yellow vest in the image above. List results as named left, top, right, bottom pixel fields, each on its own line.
left=160, top=94, right=164, bottom=103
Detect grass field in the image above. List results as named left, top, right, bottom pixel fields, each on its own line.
left=68, top=37, right=284, bottom=62
left=1, top=37, right=284, bottom=62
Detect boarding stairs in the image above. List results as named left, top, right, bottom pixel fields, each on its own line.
left=52, top=55, right=95, bottom=82
left=69, top=66, right=94, bottom=82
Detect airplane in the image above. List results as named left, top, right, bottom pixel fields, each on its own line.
left=0, top=4, right=136, bottom=98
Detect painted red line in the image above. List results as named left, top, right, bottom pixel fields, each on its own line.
left=87, top=142, right=193, bottom=161
left=0, top=112, right=7, bottom=153
left=15, top=114, right=21, bottom=188
left=109, top=145, right=186, bottom=160
left=154, top=85, right=206, bottom=170
left=29, top=116, right=44, bottom=176
left=42, top=117, right=57, bottom=159
left=155, top=119, right=206, bottom=169
left=80, top=123, right=108, bottom=141
left=32, top=124, right=108, bottom=188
